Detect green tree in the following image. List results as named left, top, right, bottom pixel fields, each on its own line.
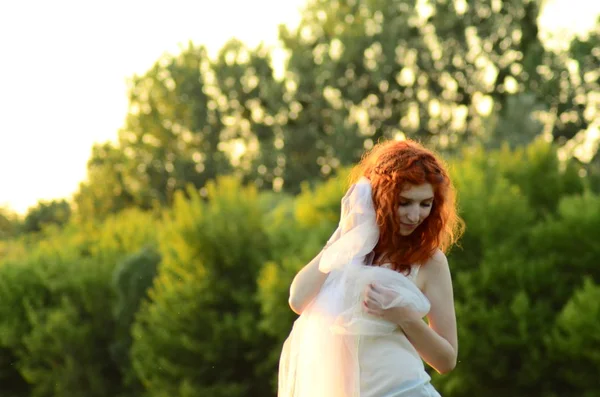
left=131, top=177, right=272, bottom=397
left=207, top=39, right=288, bottom=191
left=557, top=19, right=600, bottom=190
left=280, top=0, right=546, bottom=149
left=0, top=208, right=158, bottom=397
left=21, top=199, right=71, bottom=234
left=549, top=18, right=600, bottom=144
left=0, top=251, right=120, bottom=397
left=74, top=142, right=136, bottom=222
left=435, top=145, right=597, bottom=396
left=73, top=3, right=600, bottom=219
left=111, top=246, right=161, bottom=395
left=117, top=43, right=232, bottom=209
left=0, top=207, right=20, bottom=239
left=549, top=278, right=600, bottom=397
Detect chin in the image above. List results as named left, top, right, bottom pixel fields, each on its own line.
left=399, top=229, right=415, bottom=236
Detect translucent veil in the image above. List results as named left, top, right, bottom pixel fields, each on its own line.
left=278, top=177, right=431, bottom=397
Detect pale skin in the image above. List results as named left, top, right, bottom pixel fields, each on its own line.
left=289, top=182, right=458, bottom=374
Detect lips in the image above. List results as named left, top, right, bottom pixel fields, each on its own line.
left=401, top=222, right=418, bottom=228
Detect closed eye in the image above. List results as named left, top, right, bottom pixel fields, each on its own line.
left=399, top=201, right=433, bottom=207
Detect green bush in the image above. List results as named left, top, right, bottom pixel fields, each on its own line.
left=433, top=143, right=597, bottom=397
left=548, top=278, right=600, bottom=396
left=0, top=207, right=159, bottom=397
left=0, top=255, right=120, bottom=397
left=131, top=177, right=272, bottom=397
left=111, top=245, right=161, bottom=394
left=0, top=141, right=597, bottom=397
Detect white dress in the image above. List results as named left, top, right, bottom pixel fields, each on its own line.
left=357, top=264, right=441, bottom=397
left=279, top=262, right=441, bottom=397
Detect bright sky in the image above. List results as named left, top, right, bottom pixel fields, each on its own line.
left=0, top=0, right=598, bottom=214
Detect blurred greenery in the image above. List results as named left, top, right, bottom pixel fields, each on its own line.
left=2, top=0, right=600, bottom=396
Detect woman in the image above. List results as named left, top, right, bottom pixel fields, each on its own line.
left=279, top=139, right=464, bottom=397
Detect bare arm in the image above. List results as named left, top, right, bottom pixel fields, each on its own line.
left=288, top=249, right=330, bottom=314
left=396, top=251, right=458, bottom=374
left=289, top=184, right=356, bottom=314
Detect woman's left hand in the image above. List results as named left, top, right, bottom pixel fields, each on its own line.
left=362, top=283, right=422, bottom=328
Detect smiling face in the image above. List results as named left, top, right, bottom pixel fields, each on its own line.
left=396, top=183, right=435, bottom=236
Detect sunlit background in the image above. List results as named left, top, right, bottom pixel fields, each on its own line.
left=1, top=1, right=600, bottom=397
left=0, top=0, right=305, bottom=213
left=0, top=0, right=599, bottom=214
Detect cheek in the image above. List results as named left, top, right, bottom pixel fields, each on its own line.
left=420, top=207, right=433, bottom=220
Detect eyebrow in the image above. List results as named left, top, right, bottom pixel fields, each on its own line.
left=399, top=196, right=434, bottom=202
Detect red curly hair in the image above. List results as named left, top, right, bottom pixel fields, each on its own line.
left=349, top=139, right=464, bottom=274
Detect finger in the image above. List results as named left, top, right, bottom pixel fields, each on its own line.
left=371, top=283, right=390, bottom=297
left=366, top=287, right=382, bottom=301
left=366, top=283, right=378, bottom=296
left=364, top=297, right=382, bottom=313
left=363, top=298, right=379, bottom=310
left=364, top=295, right=376, bottom=307
left=366, top=292, right=384, bottom=310
left=362, top=300, right=373, bottom=313
left=364, top=305, right=382, bottom=318
left=365, top=290, right=375, bottom=301
left=362, top=303, right=375, bottom=315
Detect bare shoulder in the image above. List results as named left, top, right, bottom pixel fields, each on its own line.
left=424, top=249, right=449, bottom=272
left=429, top=249, right=448, bottom=265
left=420, top=249, right=451, bottom=290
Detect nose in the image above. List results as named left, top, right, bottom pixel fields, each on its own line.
left=406, top=206, right=419, bottom=223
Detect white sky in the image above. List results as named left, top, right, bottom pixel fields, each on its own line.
left=0, top=0, right=599, bottom=214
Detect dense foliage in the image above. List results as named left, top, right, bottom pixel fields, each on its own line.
left=2, top=0, right=599, bottom=396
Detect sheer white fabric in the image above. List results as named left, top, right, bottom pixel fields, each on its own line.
left=318, top=177, right=380, bottom=274
left=278, top=177, right=440, bottom=397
